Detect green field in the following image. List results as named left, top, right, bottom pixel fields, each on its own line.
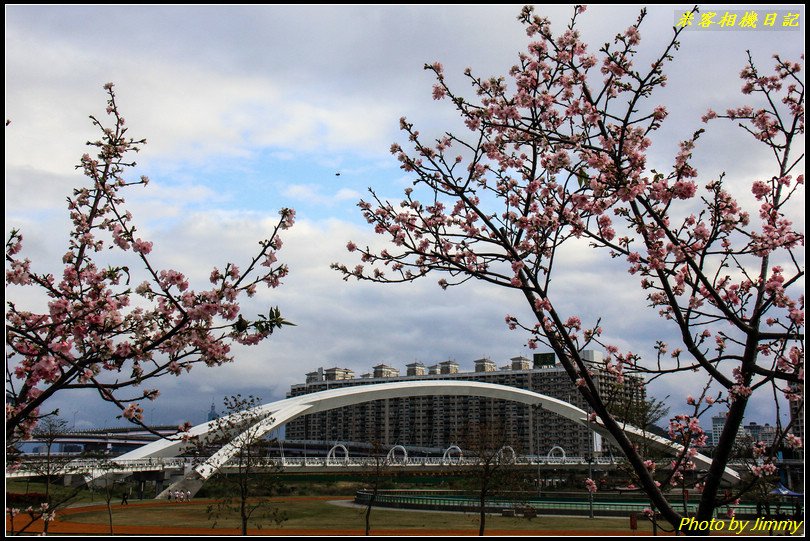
left=59, top=498, right=657, bottom=534
left=8, top=479, right=802, bottom=536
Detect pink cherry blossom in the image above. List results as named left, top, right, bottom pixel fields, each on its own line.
left=330, top=9, right=804, bottom=531
left=785, top=433, right=802, bottom=449
left=133, top=238, right=153, bottom=254
left=6, top=84, right=294, bottom=445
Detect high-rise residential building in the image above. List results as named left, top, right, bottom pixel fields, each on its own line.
left=758, top=423, right=778, bottom=445
left=711, top=413, right=727, bottom=448
left=406, top=362, right=427, bottom=376
left=711, top=412, right=752, bottom=449
left=744, top=421, right=780, bottom=445
left=285, top=351, right=645, bottom=457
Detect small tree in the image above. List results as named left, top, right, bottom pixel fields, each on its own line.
left=359, top=440, right=392, bottom=536
left=5, top=84, right=294, bottom=446
left=197, top=395, right=287, bottom=535
left=334, top=5, right=804, bottom=530
left=5, top=416, right=85, bottom=536
left=26, top=416, right=81, bottom=534
left=4, top=500, right=58, bottom=537
left=460, top=422, right=527, bottom=536
left=98, top=462, right=120, bottom=536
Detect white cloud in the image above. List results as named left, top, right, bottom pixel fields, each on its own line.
left=334, top=188, right=362, bottom=201
left=5, top=4, right=803, bottom=430
left=281, top=184, right=362, bottom=207
left=5, top=54, right=400, bottom=175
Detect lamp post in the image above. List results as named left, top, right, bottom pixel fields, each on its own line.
left=534, top=404, right=542, bottom=497
left=587, top=417, right=594, bottom=519
left=586, top=453, right=594, bottom=519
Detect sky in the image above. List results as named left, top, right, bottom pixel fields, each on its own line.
left=5, top=5, right=805, bottom=434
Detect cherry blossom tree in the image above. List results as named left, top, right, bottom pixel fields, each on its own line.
left=6, top=83, right=294, bottom=446
left=334, top=6, right=803, bottom=530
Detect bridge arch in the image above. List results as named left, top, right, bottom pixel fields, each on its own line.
left=326, top=444, right=349, bottom=466
left=114, top=380, right=740, bottom=497
left=547, top=446, right=566, bottom=462
left=386, top=445, right=408, bottom=465
left=442, top=445, right=462, bottom=465
left=496, top=445, right=516, bottom=465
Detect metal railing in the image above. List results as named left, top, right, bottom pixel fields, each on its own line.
left=7, top=454, right=618, bottom=477
left=22, top=453, right=798, bottom=477
left=355, top=490, right=762, bottom=518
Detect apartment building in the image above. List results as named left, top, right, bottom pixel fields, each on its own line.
left=286, top=351, right=644, bottom=457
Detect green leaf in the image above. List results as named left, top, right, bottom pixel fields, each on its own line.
left=576, top=169, right=589, bottom=188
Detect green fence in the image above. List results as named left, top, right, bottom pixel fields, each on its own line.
left=355, top=490, right=759, bottom=518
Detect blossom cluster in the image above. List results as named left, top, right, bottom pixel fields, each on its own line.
left=332, top=5, right=804, bottom=529
left=6, top=84, right=293, bottom=441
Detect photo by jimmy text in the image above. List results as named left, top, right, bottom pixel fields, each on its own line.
left=678, top=516, right=804, bottom=535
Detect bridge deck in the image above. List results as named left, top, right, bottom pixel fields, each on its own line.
left=9, top=455, right=789, bottom=479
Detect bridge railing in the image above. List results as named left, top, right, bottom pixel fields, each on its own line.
left=6, top=456, right=189, bottom=478
left=11, top=449, right=786, bottom=480
left=8, top=454, right=625, bottom=477
left=219, top=455, right=615, bottom=468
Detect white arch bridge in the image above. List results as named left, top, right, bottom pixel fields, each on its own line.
left=60, top=381, right=745, bottom=497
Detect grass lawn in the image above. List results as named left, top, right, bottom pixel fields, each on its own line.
left=7, top=479, right=99, bottom=504
left=55, top=497, right=658, bottom=535
left=9, top=481, right=801, bottom=536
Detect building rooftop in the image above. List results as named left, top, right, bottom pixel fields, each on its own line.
left=290, top=352, right=610, bottom=390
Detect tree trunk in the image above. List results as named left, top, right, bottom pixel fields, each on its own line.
left=107, top=500, right=114, bottom=535
left=241, top=480, right=249, bottom=535
left=479, top=485, right=488, bottom=536
left=365, top=491, right=376, bottom=536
